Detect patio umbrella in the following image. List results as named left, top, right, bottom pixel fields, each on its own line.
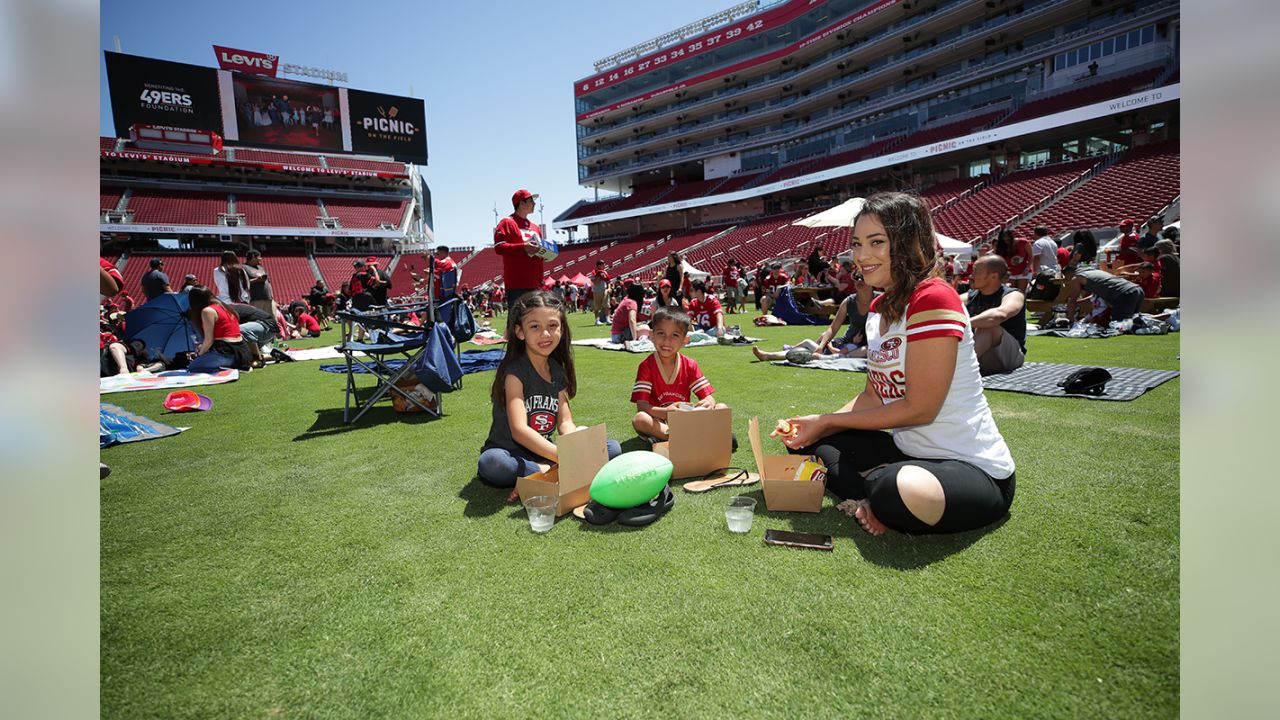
left=799, top=197, right=974, bottom=257
left=791, top=198, right=866, bottom=228
left=122, top=293, right=198, bottom=361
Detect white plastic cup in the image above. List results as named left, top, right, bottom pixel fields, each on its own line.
left=725, top=496, right=756, bottom=533
left=523, top=495, right=557, bottom=533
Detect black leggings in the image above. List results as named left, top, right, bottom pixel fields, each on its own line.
left=791, top=429, right=1014, bottom=535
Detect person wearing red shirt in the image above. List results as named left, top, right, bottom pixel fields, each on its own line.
left=186, top=285, right=253, bottom=372
left=493, top=188, right=546, bottom=308
left=721, top=258, right=742, bottom=314
left=760, top=262, right=789, bottom=314
left=630, top=305, right=725, bottom=442
left=993, top=229, right=1033, bottom=292
left=1056, top=245, right=1072, bottom=268
left=430, top=245, right=460, bottom=300
left=686, top=279, right=725, bottom=336
left=589, top=260, right=612, bottom=324
left=100, top=257, right=124, bottom=299
left=289, top=303, right=323, bottom=338
left=1111, top=218, right=1141, bottom=268
left=1134, top=263, right=1161, bottom=298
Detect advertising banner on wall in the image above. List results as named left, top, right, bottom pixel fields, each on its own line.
left=104, top=52, right=224, bottom=135
left=106, top=52, right=428, bottom=164
left=345, top=89, right=428, bottom=164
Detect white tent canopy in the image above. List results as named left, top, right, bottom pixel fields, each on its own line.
left=681, top=259, right=709, bottom=280
left=798, top=197, right=974, bottom=257
left=792, top=198, right=865, bottom=228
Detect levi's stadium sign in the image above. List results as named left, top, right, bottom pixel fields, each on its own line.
left=212, top=45, right=279, bottom=76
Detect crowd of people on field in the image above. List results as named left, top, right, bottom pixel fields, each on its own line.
left=98, top=187, right=1179, bottom=541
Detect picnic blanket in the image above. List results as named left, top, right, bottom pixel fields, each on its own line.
left=1028, top=313, right=1175, bottom=339
left=572, top=333, right=760, bottom=353
left=285, top=345, right=349, bottom=361
left=770, top=356, right=868, bottom=372
left=978, top=362, right=1179, bottom=401
left=469, top=330, right=506, bottom=346
left=100, top=368, right=239, bottom=394
left=318, top=349, right=506, bottom=376
left=100, top=403, right=186, bottom=448
left=769, top=358, right=1177, bottom=401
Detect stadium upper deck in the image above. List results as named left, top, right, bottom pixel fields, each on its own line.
left=561, top=0, right=1179, bottom=232
left=100, top=137, right=431, bottom=252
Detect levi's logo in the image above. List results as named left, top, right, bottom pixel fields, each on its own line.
left=220, top=51, right=276, bottom=70
left=212, top=45, right=279, bottom=76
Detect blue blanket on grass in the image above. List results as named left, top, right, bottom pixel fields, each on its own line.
left=100, top=403, right=185, bottom=448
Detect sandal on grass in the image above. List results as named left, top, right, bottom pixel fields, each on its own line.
left=572, top=500, right=619, bottom=525
left=682, top=467, right=759, bottom=493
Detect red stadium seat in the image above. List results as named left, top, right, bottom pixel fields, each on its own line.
left=126, top=190, right=230, bottom=225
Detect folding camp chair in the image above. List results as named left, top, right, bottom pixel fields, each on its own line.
left=335, top=300, right=440, bottom=425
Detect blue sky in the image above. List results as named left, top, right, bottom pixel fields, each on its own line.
left=100, top=0, right=738, bottom=250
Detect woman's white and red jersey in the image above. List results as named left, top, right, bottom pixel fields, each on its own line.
left=687, top=295, right=722, bottom=329
left=631, top=353, right=714, bottom=406
left=865, top=277, right=1014, bottom=479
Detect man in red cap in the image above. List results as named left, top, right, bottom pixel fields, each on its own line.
left=1115, top=218, right=1141, bottom=267
left=493, top=189, right=546, bottom=309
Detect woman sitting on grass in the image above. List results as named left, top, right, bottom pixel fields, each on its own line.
left=187, top=285, right=255, bottom=373
left=752, top=273, right=872, bottom=362
left=477, top=291, right=621, bottom=494
left=773, top=192, right=1016, bottom=536
left=610, top=282, right=648, bottom=344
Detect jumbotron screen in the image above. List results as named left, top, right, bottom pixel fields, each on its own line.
left=104, top=51, right=428, bottom=164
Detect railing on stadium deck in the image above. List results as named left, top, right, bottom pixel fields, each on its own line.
left=581, top=0, right=1177, bottom=182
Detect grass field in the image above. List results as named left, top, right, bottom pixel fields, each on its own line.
left=100, top=309, right=1179, bottom=719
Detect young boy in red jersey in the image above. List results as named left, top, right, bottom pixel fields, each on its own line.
left=631, top=305, right=727, bottom=442
left=686, top=279, right=726, bottom=336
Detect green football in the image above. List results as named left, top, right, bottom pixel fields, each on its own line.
left=589, top=451, right=673, bottom=509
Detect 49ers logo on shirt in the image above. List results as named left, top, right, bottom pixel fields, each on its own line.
left=529, top=411, right=556, bottom=435
left=869, top=336, right=902, bottom=364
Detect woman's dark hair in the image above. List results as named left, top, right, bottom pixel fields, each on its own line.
left=1071, top=229, right=1098, bottom=262
left=186, top=285, right=227, bottom=327
left=668, top=251, right=680, bottom=265
left=994, top=228, right=1015, bottom=256
left=220, top=251, right=248, bottom=302
left=626, top=282, right=646, bottom=303
left=490, top=291, right=576, bottom=405
left=852, top=192, right=941, bottom=327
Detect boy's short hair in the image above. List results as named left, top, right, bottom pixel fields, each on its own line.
left=1138, top=262, right=1156, bottom=270
left=690, top=279, right=707, bottom=294
left=650, top=305, right=691, bottom=334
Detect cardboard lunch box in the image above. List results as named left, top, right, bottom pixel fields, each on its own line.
left=747, top=417, right=827, bottom=513
left=652, top=406, right=733, bottom=480
left=516, top=423, right=608, bottom=516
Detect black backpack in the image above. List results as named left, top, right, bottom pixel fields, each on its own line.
left=1027, top=270, right=1060, bottom=302
left=1059, top=367, right=1112, bottom=396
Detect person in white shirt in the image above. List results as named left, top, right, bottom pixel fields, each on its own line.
left=773, top=192, right=1016, bottom=536
left=1030, top=225, right=1060, bottom=273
